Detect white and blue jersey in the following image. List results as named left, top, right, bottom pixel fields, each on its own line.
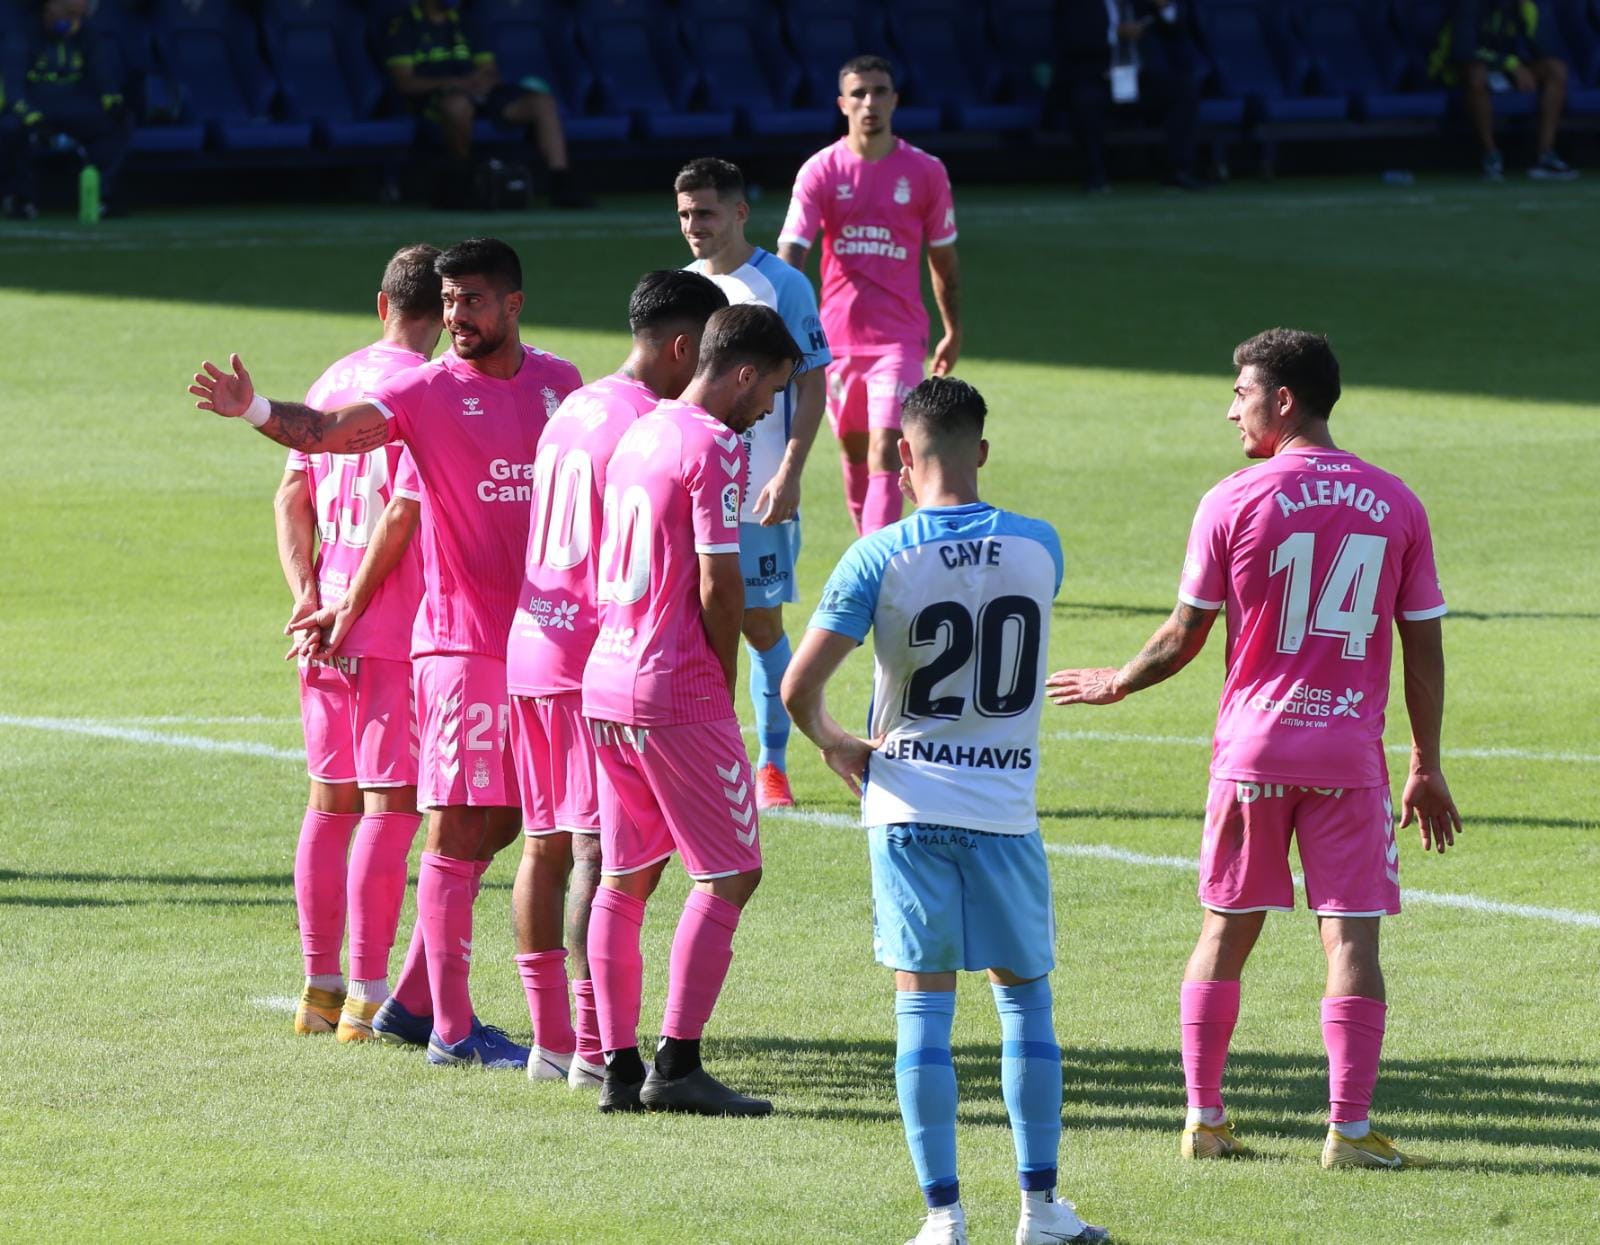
left=687, top=247, right=831, bottom=526
left=810, top=501, right=1064, bottom=835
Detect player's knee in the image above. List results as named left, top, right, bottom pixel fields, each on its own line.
left=309, top=780, right=361, bottom=814
left=364, top=785, right=417, bottom=816
left=436, top=91, right=474, bottom=124
left=1461, top=61, right=1488, bottom=90
left=742, top=608, right=784, bottom=650
left=1540, top=58, right=1568, bottom=87
left=527, top=831, right=575, bottom=876
left=706, top=867, right=762, bottom=909
left=868, top=430, right=902, bottom=473
left=840, top=431, right=870, bottom=463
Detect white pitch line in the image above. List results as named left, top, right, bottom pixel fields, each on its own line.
left=251, top=996, right=298, bottom=1014
left=107, top=715, right=299, bottom=726
left=767, top=810, right=1600, bottom=930
left=4, top=718, right=1596, bottom=929
left=0, top=715, right=303, bottom=763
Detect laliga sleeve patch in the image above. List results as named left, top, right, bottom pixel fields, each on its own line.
left=722, top=483, right=741, bottom=528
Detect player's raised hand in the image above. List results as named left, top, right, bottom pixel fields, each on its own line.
left=1400, top=769, right=1461, bottom=854
left=1045, top=667, right=1127, bottom=706
left=930, top=331, right=961, bottom=377
left=190, top=353, right=254, bottom=418
left=820, top=732, right=883, bottom=798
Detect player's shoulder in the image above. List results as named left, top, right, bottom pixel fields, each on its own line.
left=897, top=138, right=951, bottom=175
left=520, top=343, right=582, bottom=384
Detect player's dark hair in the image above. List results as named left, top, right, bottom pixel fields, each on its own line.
left=840, top=54, right=896, bottom=89
left=673, top=157, right=746, bottom=202
left=435, top=236, right=522, bottom=293
left=381, top=243, right=442, bottom=317
left=627, top=269, right=729, bottom=337
left=695, top=304, right=802, bottom=379
left=902, top=376, right=986, bottom=443
left=1233, top=328, right=1341, bottom=420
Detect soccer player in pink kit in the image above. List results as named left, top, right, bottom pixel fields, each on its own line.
left=506, top=269, right=728, bottom=1087
left=192, top=237, right=581, bottom=1070
left=273, top=244, right=440, bottom=1042
left=778, top=54, right=961, bottom=536
left=1048, top=329, right=1462, bottom=1170
left=581, top=303, right=802, bottom=1116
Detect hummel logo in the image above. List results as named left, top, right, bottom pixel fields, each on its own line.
left=712, top=432, right=739, bottom=453
left=720, top=456, right=740, bottom=478
left=715, top=762, right=741, bottom=783
left=836, top=183, right=852, bottom=199
left=462, top=396, right=482, bottom=416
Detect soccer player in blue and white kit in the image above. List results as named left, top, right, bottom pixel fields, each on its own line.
left=675, top=156, right=832, bottom=811
left=783, top=377, right=1108, bottom=1245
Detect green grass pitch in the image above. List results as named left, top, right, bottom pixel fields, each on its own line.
left=2, top=177, right=1598, bottom=1244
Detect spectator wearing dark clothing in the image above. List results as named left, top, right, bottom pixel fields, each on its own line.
left=381, top=0, right=592, bottom=208
left=1429, top=0, right=1578, bottom=181
left=2, top=0, right=133, bottom=219
left=1055, top=0, right=1203, bottom=192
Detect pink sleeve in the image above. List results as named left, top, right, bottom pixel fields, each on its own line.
left=924, top=158, right=957, bottom=247
left=1178, top=487, right=1230, bottom=610
left=778, top=156, right=824, bottom=248
left=688, top=432, right=744, bottom=555
left=363, top=369, right=419, bottom=442
left=393, top=448, right=422, bottom=501
left=286, top=448, right=310, bottom=471
left=1396, top=499, right=1447, bottom=621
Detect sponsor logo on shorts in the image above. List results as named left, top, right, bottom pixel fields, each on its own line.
left=889, top=825, right=977, bottom=850
left=471, top=757, right=491, bottom=790
left=1234, top=782, right=1346, bottom=803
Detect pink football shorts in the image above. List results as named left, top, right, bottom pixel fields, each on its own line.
left=1200, top=779, right=1401, bottom=917
left=414, top=654, right=518, bottom=811
left=591, top=717, right=761, bottom=881
left=298, top=656, right=417, bottom=788
left=825, top=345, right=925, bottom=436
left=510, top=692, right=600, bottom=836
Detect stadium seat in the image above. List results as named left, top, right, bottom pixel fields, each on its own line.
left=1295, top=0, right=1446, bottom=120
left=986, top=0, right=1057, bottom=124
left=471, top=0, right=629, bottom=143
left=681, top=0, right=830, bottom=136
left=782, top=0, right=896, bottom=110
left=260, top=0, right=415, bottom=150
left=884, top=0, right=1032, bottom=132
left=1536, top=0, right=1600, bottom=114
left=1194, top=0, right=1349, bottom=122
left=150, top=0, right=312, bottom=151
left=573, top=0, right=735, bottom=139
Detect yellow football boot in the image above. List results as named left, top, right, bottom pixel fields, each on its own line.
left=336, top=998, right=382, bottom=1042
left=1321, top=1128, right=1432, bottom=1170
left=293, top=985, right=345, bottom=1035
left=1181, top=1118, right=1250, bottom=1159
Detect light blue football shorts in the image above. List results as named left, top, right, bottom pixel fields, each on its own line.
left=739, top=520, right=801, bottom=609
left=868, top=822, right=1056, bottom=979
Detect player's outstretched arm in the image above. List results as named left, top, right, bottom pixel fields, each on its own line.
left=1396, top=615, right=1462, bottom=853
left=297, top=495, right=421, bottom=662
left=1047, top=601, right=1218, bottom=706
left=927, top=245, right=962, bottom=376
left=782, top=627, right=881, bottom=797
left=191, top=354, right=391, bottom=455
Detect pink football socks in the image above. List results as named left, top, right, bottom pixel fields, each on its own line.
left=1181, top=979, right=1241, bottom=1112
left=661, top=890, right=742, bottom=1041
left=346, top=812, right=420, bottom=983
left=516, top=948, right=576, bottom=1056
left=294, top=809, right=361, bottom=978
left=589, top=887, right=646, bottom=1053
left=1323, top=995, right=1387, bottom=1124
left=862, top=471, right=905, bottom=534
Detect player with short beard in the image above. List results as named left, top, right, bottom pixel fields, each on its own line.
left=1049, top=329, right=1461, bottom=1170
left=192, top=237, right=581, bottom=1070
left=779, top=54, right=960, bottom=536
left=580, top=303, right=801, bottom=1117
left=274, top=243, right=440, bottom=1042
left=505, top=269, right=727, bottom=1088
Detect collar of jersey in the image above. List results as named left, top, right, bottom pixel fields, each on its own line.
left=920, top=500, right=993, bottom=515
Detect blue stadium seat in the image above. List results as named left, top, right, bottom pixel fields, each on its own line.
left=260, top=0, right=415, bottom=149
left=150, top=0, right=312, bottom=150
left=1295, top=0, right=1445, bottom=120
left=1538, top=0, right=1600, bottom=111
left=782, top=0, right=898, bottom=112
left=574, top=0, right=734, bottom=138
left=885, top=0, right=1029, bottom=131
left=1194, top=0, right=1349, bottom=122
left=986, top=0, right=1057, bottom=122
left=471, top=0, right=629, bottom=142
left=681, top=0, right=831, bottom=136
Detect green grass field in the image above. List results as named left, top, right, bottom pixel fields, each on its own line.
left=2, top=178, right=1598, bottom=1244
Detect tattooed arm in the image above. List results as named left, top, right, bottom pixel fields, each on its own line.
left=190, top=353, right=392, bottom=455
left=1044, top=602, right=1219, bottom=706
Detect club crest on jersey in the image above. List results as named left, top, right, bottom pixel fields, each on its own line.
left=542, top=386, right=560, bottom=417
left=471, top=758, right=491, bottom=790
left=461, top=395, right=482, bottom=416
left=893, top=176, right=911, bottom=205
left=836, top=182, right=853, bottom=199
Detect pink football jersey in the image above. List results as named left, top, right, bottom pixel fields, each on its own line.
left=286, top=341, right=428, bottom=662
left=506, top=372, right=661, bottom=697
left=1178, top=447, right=1447, bottom=788
left=779, top=137, right=957, bottom=354
left=365, top=345, right=581, bottom=660
left=580, top=399, right=745, bottom=727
